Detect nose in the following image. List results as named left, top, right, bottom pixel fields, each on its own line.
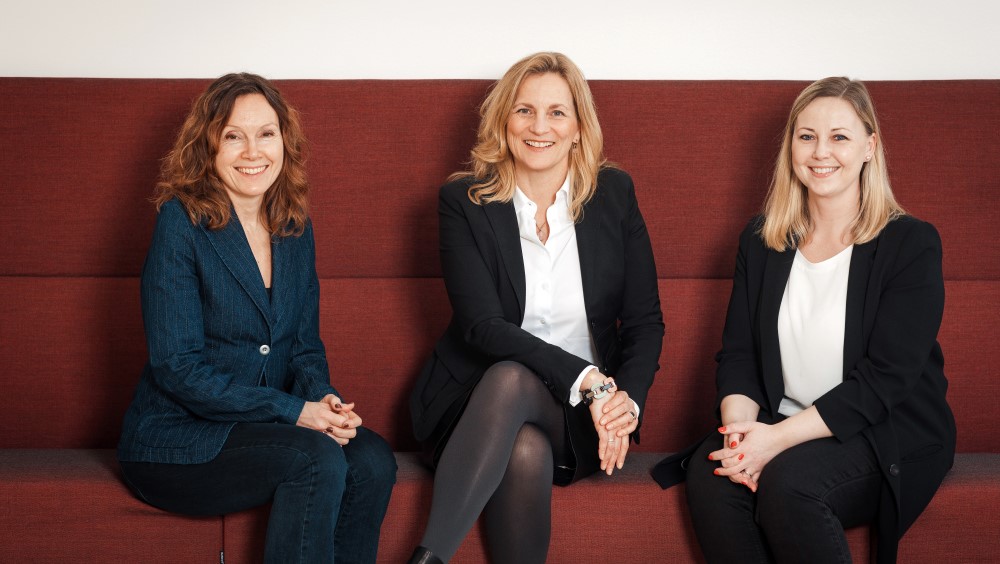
left=243, top=138, right=260, bottom=160
left=813, top=138, right=831, bottom=159
left=529, top=113, right=549, bottom=134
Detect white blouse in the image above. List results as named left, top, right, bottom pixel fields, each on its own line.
left=777, top=245, right=853, bottom=417
left=513, top=181, right=600, bottom=406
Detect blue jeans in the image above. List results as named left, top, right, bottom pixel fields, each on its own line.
left=120, top=423, right=397, bottom=564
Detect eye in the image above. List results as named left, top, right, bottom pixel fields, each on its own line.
left=261, top=129, right=278, bottom=138
left=223, top=131, right=240, bottom=141
left=514, top=107, right=532, bottom=115
left=552, top=109, right=567, bottom=117
left=833, top=134, right=848, bottom=141
left=798, top=134, right=814, bottom=141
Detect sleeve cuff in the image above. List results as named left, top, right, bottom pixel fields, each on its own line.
left=568, top=365, right=598, bottom=406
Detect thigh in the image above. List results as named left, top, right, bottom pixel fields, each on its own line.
left=120, top=422, right=346, bottom=516
left=758, top=434, right=881, bottom=528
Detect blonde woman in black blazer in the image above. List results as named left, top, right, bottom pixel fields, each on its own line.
left=408, top=53, right=664, bottom=564
left=677, top=78, right=955, bottom=564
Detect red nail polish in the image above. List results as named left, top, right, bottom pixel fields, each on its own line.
left=718, top=426, right=727, bottom=433
left=342, top=422, right=350, bottom=428
left=334, top=403, right=342, bottom=410
left=741, top=481, right=748, bottom=486
left=707, top=454, right=713, bottom=461
left=713, top=469, right=720, bottom=475
left=738, top=454, right=744, bottom=461
left=730, top=441, right=738, bottom=448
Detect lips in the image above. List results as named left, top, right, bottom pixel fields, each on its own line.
left=236, top=165, right=267, bottom=175
left=524, top=140, right=555, bottom=148
left=810, top=166, right=838, bottom=176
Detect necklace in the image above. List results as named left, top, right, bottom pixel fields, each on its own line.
left=536, top=221, right=548, bottom=237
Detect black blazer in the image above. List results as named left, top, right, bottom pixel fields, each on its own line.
left=410, top=168, right=664, bottom=480
left=715, top=215, right=955, bottom=562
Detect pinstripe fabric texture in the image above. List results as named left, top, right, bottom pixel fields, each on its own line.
left=117, top=199, right=339, bottom=464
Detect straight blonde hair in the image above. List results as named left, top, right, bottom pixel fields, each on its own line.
left=760, top=77, right=904, bottom=251
left=452, top=52, right=607, bottom=222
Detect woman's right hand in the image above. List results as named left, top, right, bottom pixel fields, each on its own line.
left=296, top=396, right=359, bottom=445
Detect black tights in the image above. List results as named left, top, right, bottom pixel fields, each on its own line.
left=421, top=361, right=567, bottom=563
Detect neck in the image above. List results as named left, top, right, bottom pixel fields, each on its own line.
left=229, top=196, right=265, bottom=231
left=807, top=195, right=859, bottom=246
left=515, top=168, right=568, bottom=208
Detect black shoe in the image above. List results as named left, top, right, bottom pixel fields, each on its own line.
left=407, top=546, right=444, bottom=564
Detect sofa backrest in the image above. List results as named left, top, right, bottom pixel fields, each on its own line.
left=1, top=78, right=997, bottom=453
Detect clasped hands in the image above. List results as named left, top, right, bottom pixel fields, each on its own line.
left=708, top=421, right=783, bottom=493
left=585, top=372, right=639, bottom=476
left=296, top=394, right=362, bottom=446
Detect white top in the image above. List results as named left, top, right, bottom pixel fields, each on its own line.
left=777, top=245, right=853, bottom=417
left=513, top=180, right=598, bottom=402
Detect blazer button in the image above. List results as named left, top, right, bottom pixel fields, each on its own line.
left=888, top=463, right=900, bottom=477
left=259, top=345, right=271, bottom=356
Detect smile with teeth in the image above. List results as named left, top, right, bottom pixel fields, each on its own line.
left=524, top=140, right=555, bottom=148
left=811, top=166, right=838, bottom=174
left=236, top=165, right=267, bottom=175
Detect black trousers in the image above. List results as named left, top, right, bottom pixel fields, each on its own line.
left=685, top=430, right=882, bottom=564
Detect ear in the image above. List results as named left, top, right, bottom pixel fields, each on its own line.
left=866, top=132, right=878, bottom=159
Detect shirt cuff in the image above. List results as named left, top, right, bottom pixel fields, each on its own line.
left=568, top=365, right=598, bottom=406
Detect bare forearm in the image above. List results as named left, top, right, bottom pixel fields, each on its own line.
left=720, top=394, right=759, bottom=425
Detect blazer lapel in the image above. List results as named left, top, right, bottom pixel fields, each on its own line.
left=575, top=193, right=604, bottom=315
left=759, top=246, right=795, bottom=415
left=201, top=216, right=272, bottom=324
left=483, top=201, right=527, bottom=316
left=844, top=238, right=877, bottom=373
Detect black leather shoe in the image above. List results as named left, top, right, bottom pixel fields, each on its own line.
left=407, top=546, right=444, bottom=564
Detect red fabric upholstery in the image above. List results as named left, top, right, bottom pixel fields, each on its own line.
left=1, top=78, right=998, bottom=562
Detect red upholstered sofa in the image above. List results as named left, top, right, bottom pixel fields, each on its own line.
left=1, top=78, right=998, bottom=562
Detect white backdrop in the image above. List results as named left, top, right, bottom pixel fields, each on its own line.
left=2, top=0, right=998, bottom=80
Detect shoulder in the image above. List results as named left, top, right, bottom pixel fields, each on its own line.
left=596, top=167, right=635, bottom=193
left=151, top=198, right=199, bottom=242
left=880, top=214, right=940, bottom=245
left=738, top=215, right=767, bottom=248
left=439, top=176, right=477, bottom=201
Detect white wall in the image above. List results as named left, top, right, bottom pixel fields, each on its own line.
left=2, top=0, right=998, bottom=80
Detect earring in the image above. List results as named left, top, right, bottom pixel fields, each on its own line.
left=865, top=155, right=872, bottom=161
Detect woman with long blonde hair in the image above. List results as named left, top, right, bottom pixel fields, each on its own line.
left=408, top=52, right=664, bottom=563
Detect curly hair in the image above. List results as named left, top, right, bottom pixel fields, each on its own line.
left=452, top=52, right=608, bottom=222
left=153, top=72, right=309, bottom=236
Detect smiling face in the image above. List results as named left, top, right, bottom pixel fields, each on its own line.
left=506, top=72, right=580, bottom=187
left=214, top=93, right=284, bottom=207
left=791, top=96, right=876, bottom=207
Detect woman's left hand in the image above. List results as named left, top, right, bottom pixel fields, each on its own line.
left=709, top=421, right=784, bottom=492
left=320, top=394, right=363, bottom=445
left=590, top=387, right=638, bottom=475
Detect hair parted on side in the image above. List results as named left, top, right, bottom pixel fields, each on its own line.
left=760, top=76, right=905, bottom=251
left=452, top=51, right=608, bottom=222
left=153, top=72, right=309, bottom=237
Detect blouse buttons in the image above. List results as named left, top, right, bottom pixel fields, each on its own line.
left=259, top=345, right=271, bottom=356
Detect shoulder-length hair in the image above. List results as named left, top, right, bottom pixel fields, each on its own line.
left=760, top=76, right=904, bottom=251
left=452, top=52, right=607, bottom=222
left=153, top=72, right=309, bottom=237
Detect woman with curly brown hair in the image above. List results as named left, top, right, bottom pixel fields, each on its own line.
left=117, top=73, right=396, bottom=564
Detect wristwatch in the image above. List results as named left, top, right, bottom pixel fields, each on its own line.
left=581, top=380, right=616, bottom=406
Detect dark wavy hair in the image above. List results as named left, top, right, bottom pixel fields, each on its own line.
left=153, top=72, right=309, bottom=236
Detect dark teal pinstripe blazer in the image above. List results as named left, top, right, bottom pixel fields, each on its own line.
left=118, top=199, right=338, bottom=464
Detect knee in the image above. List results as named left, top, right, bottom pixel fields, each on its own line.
left=477, top=361, right=543, bottom=411
left=345, top=427, right=397, bottom=490
left=291, top=427, right=349, bottom=487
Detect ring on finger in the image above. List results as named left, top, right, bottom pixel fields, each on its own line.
left=608, top=437, right=616, bottom=444
left=628, top=410, right=636, bottom=421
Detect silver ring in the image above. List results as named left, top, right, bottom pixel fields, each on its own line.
left=741, top=469, right=751, bottom=476
left=628, top=410, right=636, bottom=421
left=608, top=438, right=616, bottom=444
